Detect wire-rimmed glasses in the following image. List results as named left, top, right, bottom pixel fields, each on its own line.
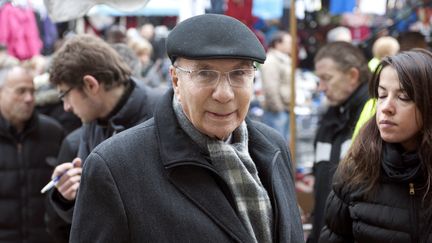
left=173, top=65, right=256, bottom=88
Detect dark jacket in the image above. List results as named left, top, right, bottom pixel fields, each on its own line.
left=69, top=89, right=304, bottom=243
left=0, top=112, right=64, bottom=243
left=48, top=80, right=161, bottom=223
left=320, top=159, right=432, bottom=243
left=308, top=82, right=369, bottom=243
left=45, top=127, right=82, bottom=243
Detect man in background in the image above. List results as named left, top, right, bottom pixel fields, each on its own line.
left=0, top=65, right=64, bottom=242
left=45, top=34, right=160, bottom=240
left=260, top=31, right=293, bottom=141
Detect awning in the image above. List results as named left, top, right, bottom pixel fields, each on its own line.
left=87, top=0, right=179, bottom=17
left=44, top=0, right=150, bottom=22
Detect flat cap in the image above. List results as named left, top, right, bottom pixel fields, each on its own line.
left=166, top=14, right=266, bottom=63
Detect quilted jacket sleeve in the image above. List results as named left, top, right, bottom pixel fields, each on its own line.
left=319, top=185, right=355, bottom=243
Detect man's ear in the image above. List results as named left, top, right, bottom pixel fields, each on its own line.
left=170, top=66, right=181, bottom=102
left=347, top=67, right=360, bottom=87
left=82, top=75, right=100, bottom=95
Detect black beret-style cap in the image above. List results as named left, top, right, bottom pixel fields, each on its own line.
left=166, top=14, right=266, bottom=63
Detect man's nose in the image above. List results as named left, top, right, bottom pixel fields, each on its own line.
left=212, top=74, right=234, bottom=103
left=63, top=100, right=72, bottom=112
left=317, top=80, right=327, bottom=92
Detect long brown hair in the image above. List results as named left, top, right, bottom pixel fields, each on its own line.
left=336, top=49, right=432, bottom=201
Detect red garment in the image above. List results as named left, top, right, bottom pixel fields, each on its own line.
left=0, top=3, right=42, bottom=60
left=225, top=0, right=255, bottom=29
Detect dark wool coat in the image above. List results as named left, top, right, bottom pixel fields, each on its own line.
left=0, top=112, right=64, bottom=243
left=70, top=89, right=304, bottom=243
left=48, top=80, right=161, bottom=224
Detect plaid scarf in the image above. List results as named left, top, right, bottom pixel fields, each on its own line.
left=173, top=97, right=273, bottom=243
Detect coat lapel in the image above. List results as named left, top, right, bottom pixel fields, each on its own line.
left=155, top=89, right=254, bottom=242
left=248, top=121, right=301, bottom=242
left=168, top=166, right=255, bottom=243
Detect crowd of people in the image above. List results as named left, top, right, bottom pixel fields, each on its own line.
left=0, top=11, right=431, bottom=243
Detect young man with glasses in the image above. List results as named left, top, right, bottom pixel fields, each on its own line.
left=70, top=14, right=303, bottom=242
left=44, top=34, right=161, bottom=241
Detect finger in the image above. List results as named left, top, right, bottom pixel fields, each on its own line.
left=57, top=175, right=81, bottom=197
left=57, top=174, right=81, bottom=193
left=56, top=168, right=82, bottom=186
left=72, top=157, right=83, bottom=168
left=52, top=162, right=74, bottom=178
left=61, top=182, right=81, bottom=201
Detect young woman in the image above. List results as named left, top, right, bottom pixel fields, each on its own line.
left=319, top=49, right=432, bottom=243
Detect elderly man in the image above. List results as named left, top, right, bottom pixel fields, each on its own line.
left=70, top=14, right=303, bottom=242
left=0, top=65, right=64, bottom=242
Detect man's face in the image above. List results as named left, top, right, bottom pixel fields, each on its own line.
left=0, top=67, right=35, bottom=128
left=57, top=83, right=100, bottom=124
left=315, top=57, right=357, bottom=106
left=277, top=34, right=292, bottom=55
left=171, top=58, right=254, bottom=140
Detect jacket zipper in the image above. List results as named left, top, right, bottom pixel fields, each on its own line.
left=17, top=142, right=28, bottom=241
left=409, top=182, right=420, bottom=243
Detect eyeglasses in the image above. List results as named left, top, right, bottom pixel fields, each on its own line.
left=58, top=87, right=74, bottom=101
left=173, top=65, right=256, bottom=88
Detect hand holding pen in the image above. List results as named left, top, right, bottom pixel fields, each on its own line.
left=41, top=158, right=82, bottom=200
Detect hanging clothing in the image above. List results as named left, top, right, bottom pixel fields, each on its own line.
left=329, top=0, right=355, bottom=15
left=225, top=0, right=255, bottom=29
left=0, top=3, right=42, bottom=60
left=0, top=2, right=42, bottom=60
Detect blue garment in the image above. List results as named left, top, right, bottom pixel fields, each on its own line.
left=329, top=0, right=355, bottom=15
left=252, top=0, right=283, bottom=19
left=262, top=110, right=290, bottom=142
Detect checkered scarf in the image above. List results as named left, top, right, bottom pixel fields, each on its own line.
left=173, top=97, right=273, bottom=243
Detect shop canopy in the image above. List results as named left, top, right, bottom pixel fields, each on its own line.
left=86, top=0, right=179, bottom=17
left=44, top=0, right=151, bottom=22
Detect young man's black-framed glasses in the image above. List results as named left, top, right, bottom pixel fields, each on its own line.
left=58, top=87, right=74, bottom=101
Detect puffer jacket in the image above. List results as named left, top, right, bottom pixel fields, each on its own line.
left=309, top=82, right=369, bottom=243
left=320, top=142, right=432, bottom=243
left=0, top=112, right=64, bottom=243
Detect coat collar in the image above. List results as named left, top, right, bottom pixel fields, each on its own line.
left=154, top=89, right=288, bottom=242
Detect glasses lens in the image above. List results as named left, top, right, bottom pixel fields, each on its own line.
left=194, top=70, right=219, bottom=86
left=58, top=87, right=72, bottom=101
left=229, top=69, right=255, bottom=87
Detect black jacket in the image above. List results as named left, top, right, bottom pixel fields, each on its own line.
left=320, top=169, right=432, bottom=242
left=0, top=112, right=64, bottom=243
left=69, top=89, right=304, bottom=242
left=48, top=80, right=161, bottom=224
left=308, top=82, right=369, bottom=243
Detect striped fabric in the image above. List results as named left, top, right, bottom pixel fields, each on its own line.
left=172, top=97, right=273, bottom=243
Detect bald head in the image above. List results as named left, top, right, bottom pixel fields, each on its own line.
left=0, top=66, right=35, bottom=131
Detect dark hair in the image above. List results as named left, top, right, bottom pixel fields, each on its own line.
left=268, top=31, right=289, bottom=49
left=397, top=31, right=428, bottom=52
left=337, top=49, right=432, bottom=203
left=49, top=34, right=131, bottom=90
left=314, top=41, right=371, bottom=84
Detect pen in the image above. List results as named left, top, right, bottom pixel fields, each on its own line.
left=40, top=172, right=65, bottom=194
left=40, top=160, right=78, bottom=194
